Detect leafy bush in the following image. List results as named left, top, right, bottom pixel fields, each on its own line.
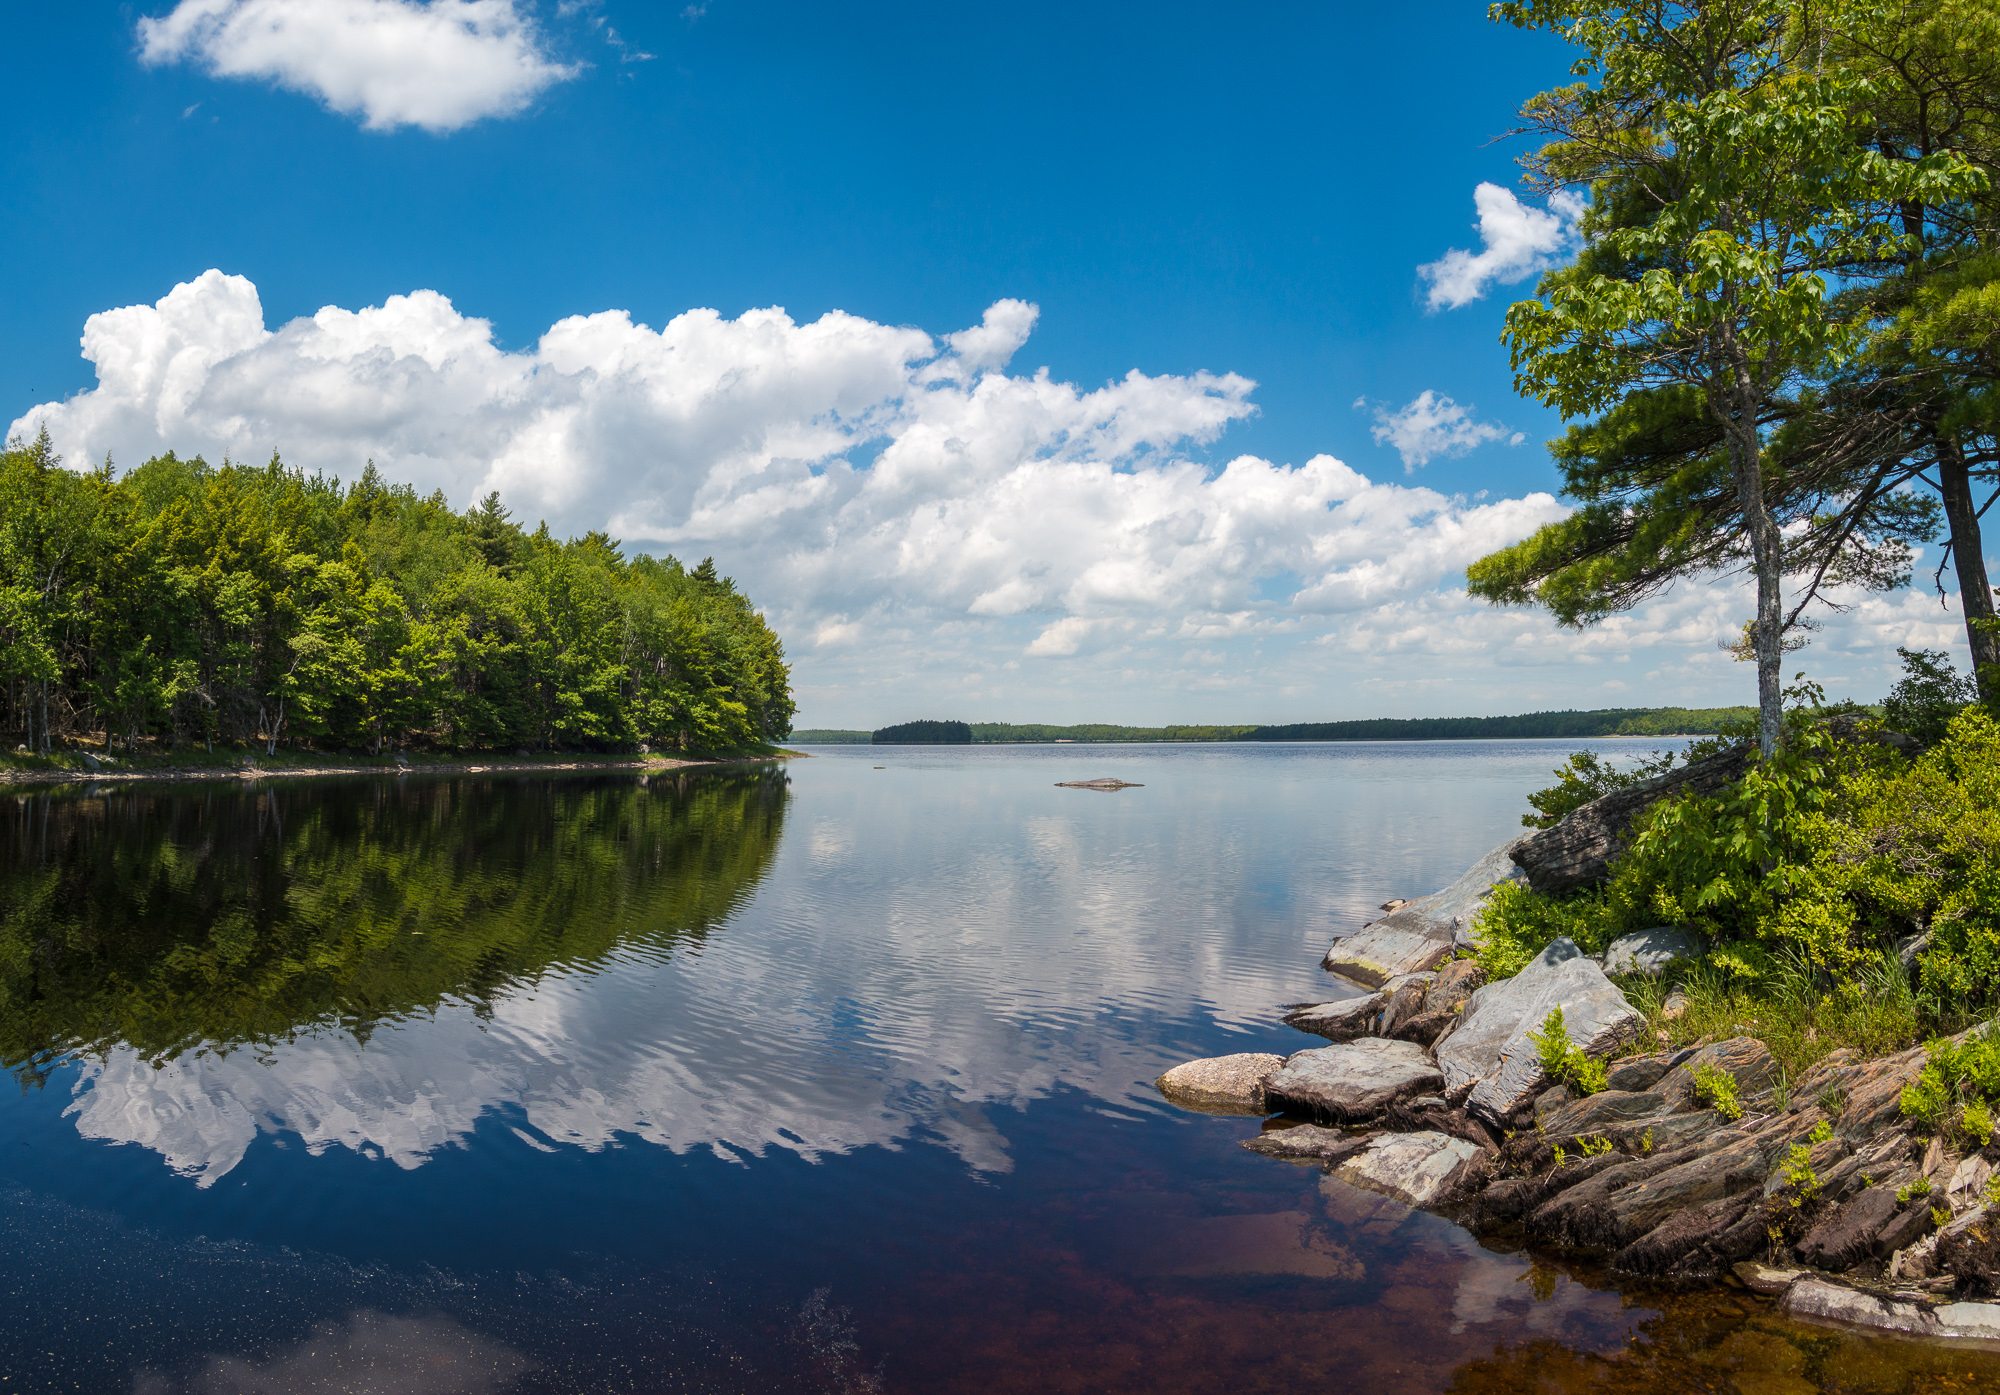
left=1528, top=1004, right=1609, bottom=1096
left=1881, top=647, right=1978, bottom=746
left=1522, top=748, right=1681, bottom=828
left=1693, top=1060, right=1743, bottom=1120
left=1900, top=1025, right=2000, bottom=1131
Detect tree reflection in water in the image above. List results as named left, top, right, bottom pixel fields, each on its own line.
left=0, top=769, right=789, bottom=1083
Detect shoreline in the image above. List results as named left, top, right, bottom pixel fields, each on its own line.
left=0, top=749, right=809, bottom=789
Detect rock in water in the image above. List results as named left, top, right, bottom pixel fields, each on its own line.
left=1054, top=778, right=1143, bottom=790
left=1601, top=926, right=1702, bottom=976
left=1283, top=994, right=1385, bottom=1042
left=1357, top=836, right=1531, bottom=947
left=1241, top=1124, right=1374, bottom=1162
left=1155, top=1053, right=1285, bottom=1115
left=1330, top=1131, right=1482, bottom=1208
left=1320, top=926, right=1454, bottom=989
left=1435, top=938, right=1644, bottom=1127
left=1261, top=1039, right=1443, bottom=1124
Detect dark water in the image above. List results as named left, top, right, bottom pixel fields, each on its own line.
left=3, top=742, right=1999, bottom=1393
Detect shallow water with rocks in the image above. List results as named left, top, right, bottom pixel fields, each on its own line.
left=5, top=740, right=1999, bottom=1391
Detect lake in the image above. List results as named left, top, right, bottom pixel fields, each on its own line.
left=3, top=741, right=1997, bottom=1393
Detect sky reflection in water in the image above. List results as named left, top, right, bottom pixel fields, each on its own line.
left=5, top=743, right=2000, bottom=1392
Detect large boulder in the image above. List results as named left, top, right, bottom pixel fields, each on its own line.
left=1261, top=1039, right=1443, bottom=1124
left=1601, top=926, right=1702, bottom=976
left=1358, top=835, right=1531, bottom=948
left=1320, top=925, right=1454, bottom=989
left=1283, top=994, right=1385, bottom=1042
left=1330, top=1131, right=1482, bottom=1208
left=1511, top=746, right=1754, bottom=895
left=1155, top=1053, right=1285, bottom=1115
left=1434, top=938, right=1645, bottom=1127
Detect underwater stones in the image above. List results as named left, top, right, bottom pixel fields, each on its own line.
left=1601, top=926, right=1702, bottom=976
left=1319, top=926, right=1453, bottom=990
left=1330, top=1131, right=1481, bottom=1208
left=1240, top=1123, right=1374, bottom=1163
left=1154, top=1053, right=1285, bottom=1115
left=1283, top=994, right=1386, bottom=1042
left=1436, top=938, right=1644, bottom=1127
left=1261, top=1039, right=1443, bottom=1124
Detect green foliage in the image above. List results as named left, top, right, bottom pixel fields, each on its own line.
left=1963, top=1098, right=1995, bottom=1148
left=1899, top=1177, right=1932, bottom=1204
left=1237, top=707, right=1757, bottom=743
left=1810, top=1119, right=1835, bottom=1146
left=1783, top=1142, right=1823, bottom=1206
left=1528, top=1004, right=1611, bottom=1096
left=1694, top=1060, right=1744, bottom=1121
left=1901, top=1025, right=2000, bottom=1131
left=0, top=440, right=794, bottom=755
left=1882, top=648, right=1980, bottom=745
left=1522, top=747, right=1683, bottom=828
left=872, top=720, right=972, bottom=745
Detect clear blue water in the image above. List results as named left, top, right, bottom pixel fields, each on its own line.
left=3, top=741, right=1993, bottom=1393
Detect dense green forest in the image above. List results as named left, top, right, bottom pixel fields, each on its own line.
left=0, top=432, right=794, bottom=756
left=798, top=709, right=1759, bottom=744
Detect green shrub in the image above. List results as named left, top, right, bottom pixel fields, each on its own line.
left=1900, top=1025, right=2000, bottom=1131
left=1899, top=1176, right=1932, bottom=1203
left=1882, top=647, right=1978, bottom=746
left=1523, top=748, right=1682, bottom=829
left=1782, top=1143, right=1822, bottom=1206
left=1528, top=1004, right=1610, bottom=1096
left=1693, top=1060, right=1743, bottom=1121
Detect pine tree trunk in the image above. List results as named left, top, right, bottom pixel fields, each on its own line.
left=1937, top=434, right=1999, bottom=698
left=1726, top=425, right=1785, bottom=758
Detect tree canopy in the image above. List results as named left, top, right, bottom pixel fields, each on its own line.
left=0, top=433, right=794, bottom=756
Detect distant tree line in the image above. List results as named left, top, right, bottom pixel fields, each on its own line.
left=872, top=720, right=972, bottom=744
left=0, top=432, right=794, bottom=756
left=1235, top=708, right=1761, bottom=742
left=805, top=709, right=1761, bottom=745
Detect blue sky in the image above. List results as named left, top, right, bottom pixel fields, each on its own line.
left=2, top=2, right=1971, bottom=725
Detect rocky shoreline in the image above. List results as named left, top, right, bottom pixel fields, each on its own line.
left=0, top=749, right=805, bottom=788
left=1156, top=741, right=2000, bottom=1346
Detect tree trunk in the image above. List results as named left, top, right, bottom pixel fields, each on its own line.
left=1726, top=424, right=1786, bottom=758
left=1937, top=433, right=1999, bottom=698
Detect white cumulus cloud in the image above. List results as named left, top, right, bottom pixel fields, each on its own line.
left=137, top=0, right=578, bottom=132
left=1364, top=390, right=1518, bottom=471
left=1419, top=183, right=1585, bottom=311
left=22, top=270, right=1954, bottom=722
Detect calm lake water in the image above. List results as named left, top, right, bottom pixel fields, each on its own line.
left=4, top=741, right=1999, bottom=1393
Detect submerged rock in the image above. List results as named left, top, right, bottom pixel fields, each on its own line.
left=1331, top=1131, right=1481, bottom=1208
left=1283, top=993, right=1386, bottom=1042
left=1054, top=778, right=1143, bottom=790
left=1320, top=925, right=1453, bottom=989
left=1155, top=1053, right=1284, bottom=1115
left=1435, top=938, right=1644, bottom=1127
left=1261, top=1039, right=1443, bottom=1124
left=1601, top=926, right=1702, bottom=976
left=1241, top=1123, right=1374, bottom=1162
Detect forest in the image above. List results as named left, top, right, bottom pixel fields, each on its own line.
left=0, top=432, right=794, bottom=757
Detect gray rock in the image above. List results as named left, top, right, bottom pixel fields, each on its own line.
left=1241, top=1124, right=1373, bottom=1162
left=1434, top=938, right=1644, bottom=1127
left=81, top=751, right=100, bottom=771
left=1601, top=926, right=1701, bottom=976
left=1733, top=1261, right=1805, bottom=1295
left=1605, top=1049, right=1691, bottom=1093
left=1781, top=1277, right=2000, bottom=1341
left=1422, top=959, right=1486, bottom=1016
left=1331, top=1131, right=1481, bottom=1208
left=1320, top=925, right=1453, bottom=989
left=1378, top=976, right=1433, bottom=1037
left=1360, top=836, right=1531, bottom=947
left=1261, top=1039, right=1443, bottom=1124
left=1155, top=1053, right=1285, bottom=1115
left=1511, top=746, right=1754, bottom=895
left=1283, top=994, right=1384, bottom=1042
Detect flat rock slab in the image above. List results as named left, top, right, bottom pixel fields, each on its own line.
left=1262, top=1039, right=1444, bottom=1124
left=1283, top=993, right=1385, bottom=1042
left=1054, top=778, right=1143, bottom=790
left=1331, top=1131, right=1482, bottom=1208
left=1782, top=1277, right=2000, bottom=1342
left=1320, top=926, right=1454, bottom=990
left=1602, top=925, right=1702, bottom=976
left=1361, top=835, right=1530, bottom=948
left=1437, top=937, right=1644, bottom=1127
left=1241, top=1124, right=1374, bottom=1163
left=1155, top=1053, right=1284, bottom=1115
